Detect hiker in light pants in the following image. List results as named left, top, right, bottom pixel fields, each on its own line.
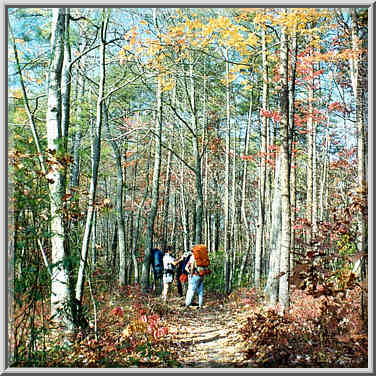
left=185, top=254, right=204, bottom=308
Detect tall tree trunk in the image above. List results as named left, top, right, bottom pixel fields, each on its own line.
left=306, top=64, right=314, bottom=246
left=223, top=50, right=231, bottom=294
left=289, top=25, right=297, bottom=272
left=141, top=78, right=162, bottom=293
left=179, top=129, right=190, bottom=253
left=278, top=19, right=291, bottom=312
left=46, top=8, right=72, bottom=329
left=189, top=59, right=204, bottom=244
left=239, top=90, right=253, bottom=287
left=255, top=27, right=268, bottom=289
left=132, top=144, right=151, bottom=284
left=75, top=10, right=108, bottom=303
left=350, top=9, right=367, bottom=272
left=161, top=97, right=174, bottom=251
left=104, top=105, right=127, bottom=286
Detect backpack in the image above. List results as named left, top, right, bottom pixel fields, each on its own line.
left=179, top=253, right=191, bottom=275
left=192, top=244, right=211, bottom=277
left=151, top=248, right=164, bottom=279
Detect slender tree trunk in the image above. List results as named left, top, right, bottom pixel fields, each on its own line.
left=91, top=209, right=97, bottom=266
left=75, top=10, right=108, bottom=303
left=289, top=25, right=297, bottom=272
left=8, top=22, right=47, bottom=175
left=189, top=60, right=204, bottom=244
left=320, top=131, right=330, bottom=222
left=239, top=91, right=253, bottom=287
left=132, top=144, right=151, bottom=284
left=161, top=116, right=174, bottom=251
left=141, top=78, right=162, bottom=293
left=223, top=50, right=231, bottom=294
left=278, top=19, right=291, bottom=312
left=179, top=130, right=190, bottom=253
left=306, top=67, right=314, bottom=246
left=255, top=27, right=268, bottom=289
left=104, top=105, right=127, bottom=285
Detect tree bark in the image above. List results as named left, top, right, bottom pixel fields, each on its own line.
left=141, top=78, right=162, bottom=292
left=239, top=89, right=253, bottom=287
left=104, top=105, right=127, bottom=286
left=278, top=18, right=291, bottom=312
left=223, top=50, right=231, bottom=294
left=255, top=26, right=268, bottom=289
left=46, top=8, right=72, bottom=329
left=75, top=10, right=108, bottom=303
left=264, top=154, right=282, bottom=305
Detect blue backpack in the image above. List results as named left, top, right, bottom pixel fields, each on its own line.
left=151, top=248, right=164, bottom=279
left=178, top=253, right=191, bottom=275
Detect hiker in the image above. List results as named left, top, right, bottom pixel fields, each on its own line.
left=151, top=248, right=164, bottom=280
left=151, top=248, right=164, bottom=293
left=162, top=246, right=180, bottom=301
left=175, top=251, right=192, bottom=297
left=185, top=244, right=211, bottom=309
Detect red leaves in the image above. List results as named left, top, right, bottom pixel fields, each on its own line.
left=260, top=109, right=281, bottom=122
left=239, top=285, right=367, bottom=367
left=62, top=193, right=72, bottom=201
left=110, top=306, right=124, bottom=317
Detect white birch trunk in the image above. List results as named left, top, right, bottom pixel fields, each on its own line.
left=46, top=8, right=71, bottom=327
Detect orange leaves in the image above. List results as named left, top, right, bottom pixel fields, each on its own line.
left=328, top=101, right=347, bottom=113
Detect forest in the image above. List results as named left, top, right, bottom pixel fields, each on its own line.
left=8, top=7, right=368, bottom=369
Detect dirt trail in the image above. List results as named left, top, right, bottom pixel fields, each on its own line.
left=163, top=296, right=252, bottom=368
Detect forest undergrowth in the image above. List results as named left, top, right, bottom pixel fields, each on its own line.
left=10, top=283, right=368, bottom=368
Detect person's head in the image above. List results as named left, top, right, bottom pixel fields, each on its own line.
left=165, top=246, right=175, bottom=256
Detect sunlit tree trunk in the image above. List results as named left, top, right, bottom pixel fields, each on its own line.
left=264, top=154, right=282, bottom=305
left=238, top=91, right=253, bottom=287
left=306, top=63, right=314, bottom=246
left=278, top=19, right=291, bottom=312
left=223, top=50, right=231, bottom=294
left=350, top=9, right=367, bottom=267
left=46, top=8, right=72, bottom=329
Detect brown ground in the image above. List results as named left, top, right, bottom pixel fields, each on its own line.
left=160, top=294, right=255, bottom=368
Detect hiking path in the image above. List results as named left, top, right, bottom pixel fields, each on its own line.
left=160, top=294, right=255, bottom=368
